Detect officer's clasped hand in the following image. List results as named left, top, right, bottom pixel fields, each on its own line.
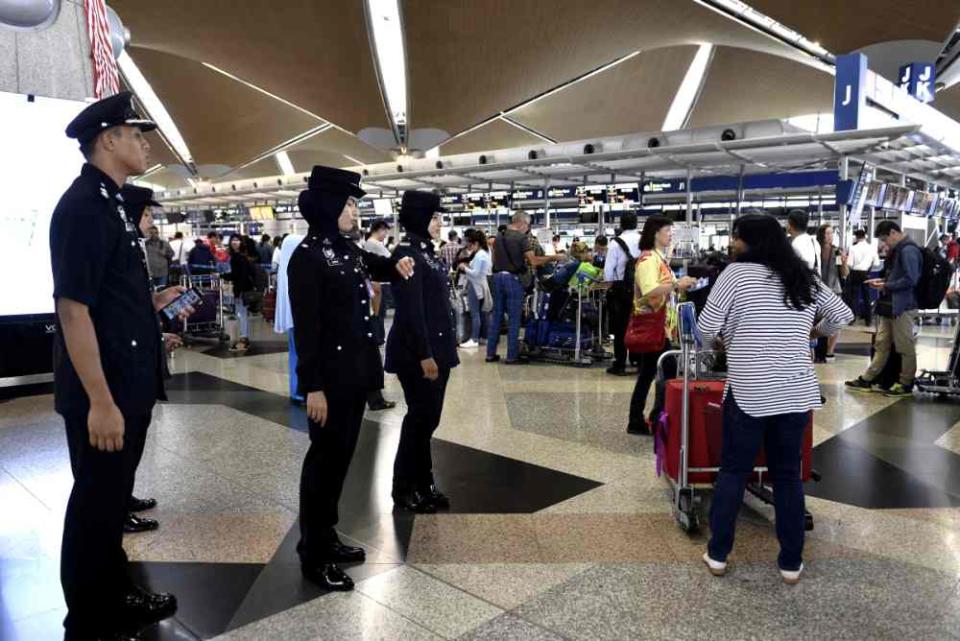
left=420, top=358, right=439, bottom=381
left=306, top=391, right=329, bottom=426
left=395, top=257, right=415, bottom=280
left=88, top=400, right=125, bottom=452
left=162, top=333, right=183, bottom=353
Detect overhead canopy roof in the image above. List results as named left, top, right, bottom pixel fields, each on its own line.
left=114, top=0, right=960, bottom=191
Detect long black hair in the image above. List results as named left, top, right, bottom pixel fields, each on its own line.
left=639, top=215, right=673, bottom=251
left=733, top=213, right=817, bottom=310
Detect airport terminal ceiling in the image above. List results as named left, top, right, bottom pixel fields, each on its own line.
left=105, top=0, right=960, bottom=192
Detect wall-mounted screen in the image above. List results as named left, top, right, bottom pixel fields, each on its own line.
left=0, top=91, right=86, bottom=317
left=373, top=198, right=393, bottom=216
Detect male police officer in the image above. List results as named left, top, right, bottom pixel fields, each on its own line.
left=386, top=191, right=460, bottom=513
left=52, top=92, right=189, bottom=641
left=287, top=166, right=414, bottom=591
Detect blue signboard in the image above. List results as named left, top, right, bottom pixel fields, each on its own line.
left=898, top=63, right=936, bottom=104
left=834, top=53, right=868, bottom=131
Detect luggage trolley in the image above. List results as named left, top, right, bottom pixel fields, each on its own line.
left=656, top=302, right=817, bottom=533
left=915, top=318, right=960, bottom=397
left=178, top=270, right=229, bottom=345
left=522, top=272, right=610, bottom=367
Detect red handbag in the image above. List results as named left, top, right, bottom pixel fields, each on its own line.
left=624, top=306, right=666, bottom=353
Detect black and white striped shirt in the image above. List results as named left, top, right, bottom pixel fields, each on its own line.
left=699, top=262, right=853, bottom=418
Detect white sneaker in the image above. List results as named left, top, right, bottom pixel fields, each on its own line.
left=780, top=564, right=803, bottom=585
left=702, top=552, right=727, bottom=577
left=460, top=339, right=479, bottom=348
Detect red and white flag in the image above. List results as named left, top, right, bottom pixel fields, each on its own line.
left=84, top=0, right=120, bottom=98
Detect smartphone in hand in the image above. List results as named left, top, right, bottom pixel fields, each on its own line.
left=161, top=287, right=204, bottom=320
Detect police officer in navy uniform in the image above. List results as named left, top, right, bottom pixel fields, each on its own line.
left=117, top=185, right=171, bottom=535
left=52, top=92, right=188, bottom=641
left=287, top=166, right=414, bottom=591
left=386, top=191, right=460, bottom=513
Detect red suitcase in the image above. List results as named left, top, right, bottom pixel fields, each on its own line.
left=660, top=379, right=813, bottom=485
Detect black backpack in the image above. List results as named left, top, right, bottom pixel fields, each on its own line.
left=611, top=237, right=636, bottom=300
left=916, top=245, right=951, bottom=309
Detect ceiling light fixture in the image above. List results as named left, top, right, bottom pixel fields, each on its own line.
left=662, top=43, right=714, bottom=131
left=275, top=150, right=295, bottom=176
left=366, top=0, right=407, bottom=133
left=343, top=154, right=366, bottom=166
left=230, top=124, right=332, bottom=175
left=695, top=0, right=833, bottom=65
left=118, top=51, right=194, bottom=165
left=499, top=115, right=557, bottom=144
left=201, top=62, right=353, bottom=134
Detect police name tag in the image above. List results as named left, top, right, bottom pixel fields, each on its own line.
left=323, top=247, right=343, bottom=267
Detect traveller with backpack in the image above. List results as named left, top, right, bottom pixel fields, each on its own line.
left=603, top=212, right=641, bottom=376
left=845, top=220, right=948, bottom=397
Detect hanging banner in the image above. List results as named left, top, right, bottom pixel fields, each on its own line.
left=84, top=0, right=120, bottom=98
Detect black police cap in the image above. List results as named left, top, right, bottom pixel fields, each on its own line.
left=121, top=184, right=161, bottom=209
left=307, top=165, right=366, bottom=199
left=399, top=190, right=447, bottom=216
left=65, top=91, right=156, bottom=145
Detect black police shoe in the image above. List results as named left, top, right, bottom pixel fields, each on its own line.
left=120, top=586, right=177, bottom=626
left=367, top=398, right=396, bottom=411
left=325, top=540, right=366, bottom=563
left=301, top=563, right=354, bottom=591
left=123, top=514, right=159, bottom=533
left=485, top=355, right=501, bottom=363
left=65, top=630, right=142, bottom=641
left=422, top=484, right=450, bottom=509
left=392, top=488, right=437, bottom=513
left=128, top=496, right=157, bottom=513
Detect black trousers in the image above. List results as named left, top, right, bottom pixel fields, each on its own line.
left=393, top=367, right=450, bottom=489
left=606, top=292, right=631, bottom=369
left=297, top=390, right=367, bottom=566
left=61, top=411, right=151, bottom=638
left=629, top=342, right=676, bottom=429
left=845, top=270, right=872, bottom=324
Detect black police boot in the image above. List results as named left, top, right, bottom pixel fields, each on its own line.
left=128, top=496, right=157, bottom=513
left=421, top=477, right=450, bottom=509
left=301, top=563, right=354, bottom=591
left=123, top=513, right=159, bottom=533
left=367, top=395, right=397, bottom=411
left=321, top=532, right=366, bottom=564
left=120, top=585, right=177, bottom=626
left=392, top=486, right=437, bottom=514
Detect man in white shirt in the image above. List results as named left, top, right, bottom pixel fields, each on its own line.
left=846, top=228, right=879, bottom=324
left=274, top=233, right=305, bottom=401
left=787, top=210, right=821, bottom=273
left=361, top=219, right=396, bottom=411
left=168, top=231, right=187, bottom=265
left=604, top=212, right=642, bottom=376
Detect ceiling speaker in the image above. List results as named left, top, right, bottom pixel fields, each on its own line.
left=647, top=137, right=660, bottom=148
left=721, top=129, right=737, bottom=141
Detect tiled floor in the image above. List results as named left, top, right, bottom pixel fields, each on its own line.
left=2, top=318, right=960, bottom=640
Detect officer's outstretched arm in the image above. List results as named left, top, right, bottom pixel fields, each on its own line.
left=287, top=251, right=325, bottom=396
left=361, top=249, right=400, bottom=282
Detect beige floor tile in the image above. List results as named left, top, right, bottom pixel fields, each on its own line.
left=124, top=511, right=295, bottom=563
left=406, top=514, right=543, bottom=564
left=413, top=562, right=594, bottom=610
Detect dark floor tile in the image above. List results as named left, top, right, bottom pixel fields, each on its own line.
left=198, top=341, right=289, bottom=359
left=811, top=399, right=960, bottom=509
left=0, top=382, right=53, bottom=400
left=130, top=562, right=264, bottom=639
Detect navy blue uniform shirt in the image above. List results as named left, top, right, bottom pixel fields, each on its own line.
left=49, top=163, right=165, bottom=416
left=385, top=235, right=460, bottom=374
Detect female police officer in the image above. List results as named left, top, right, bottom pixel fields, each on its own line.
left=386, top=191, right=460, bottom=513
left=287, top=166, right=413, bottom=591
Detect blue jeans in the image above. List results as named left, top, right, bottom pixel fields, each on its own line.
left=486, top=273, right=524, bottom=360
left=235, top=296, right=250, bottom=339
left=466, top=285, right=488, bottom=342
left=708, top=393, right=808, bottom=571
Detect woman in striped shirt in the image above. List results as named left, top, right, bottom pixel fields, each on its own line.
left=699, top=213, right=852, bottom=584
